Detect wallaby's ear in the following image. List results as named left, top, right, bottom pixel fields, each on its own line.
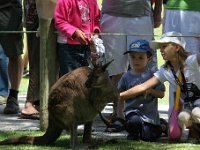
left=102, top=59, right=114, bottom=71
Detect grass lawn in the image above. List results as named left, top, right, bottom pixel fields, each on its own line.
left=0, top=130, right=200, bottom=150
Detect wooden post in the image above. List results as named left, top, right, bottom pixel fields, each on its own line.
left=37, top=0, right=57, bottom=131
left=39, top=18, right=57, bottom=131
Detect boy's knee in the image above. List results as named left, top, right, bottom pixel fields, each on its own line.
left=178, top=111, right=192, bottom=128
left=125, top=114, right=142, bottom=134
left=191, top=107, right=200, bottom=123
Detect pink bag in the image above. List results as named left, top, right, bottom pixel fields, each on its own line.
left=169, top=73, right=182, bottom=141
left=169, top=109, right=182, bottom=141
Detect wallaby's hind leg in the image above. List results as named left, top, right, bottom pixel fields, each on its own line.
left=69, top=125, right=78, bottom=148
left=83, top=121, right=92, bottom=144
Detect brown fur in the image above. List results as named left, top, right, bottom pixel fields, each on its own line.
left=0, top=61, right=118, bottom=148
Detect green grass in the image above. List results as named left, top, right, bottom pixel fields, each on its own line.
left=1, top=131, right=200, bottom=150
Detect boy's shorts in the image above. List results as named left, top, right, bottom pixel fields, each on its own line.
left=0, top=5, right=23, bottom=57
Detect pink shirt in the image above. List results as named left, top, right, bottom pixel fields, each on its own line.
left=54, top=0, right=101, bottom=44
left=77, top=0, right=91, bottom=39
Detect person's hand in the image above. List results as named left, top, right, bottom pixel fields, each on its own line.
left=145, top=89, right=152, bottom=94
left=90, top=52, right=100, bottom=62
left=73, top=29, right=88, bottom=45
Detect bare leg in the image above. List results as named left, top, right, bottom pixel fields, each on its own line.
left=4, top=55, right=23, bottom=114
left=8, top=55, right=23, bottom=90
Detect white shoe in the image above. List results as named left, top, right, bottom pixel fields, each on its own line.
left=181, top=128, right=189, bottom=142
left=77, top=125, right=95, bottom=134
left=0, top=96, right=8, bottom=105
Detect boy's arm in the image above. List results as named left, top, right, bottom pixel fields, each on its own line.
left=145, top=88, right=165, bottom=98
left=120, top=76, right=161, bottom=101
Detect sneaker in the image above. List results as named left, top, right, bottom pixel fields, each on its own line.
left=0, top=96, right=8, bottom=105
left=77, top=125, right=95, bottom=135
left=3, top=97, right=19, bottom=114
left=160, top=118, right=168, bottom=136
left=105, top=117, right=126, bottom=132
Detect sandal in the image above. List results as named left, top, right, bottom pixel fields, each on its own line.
left=160, top=118, right=168, bottom=136
left=105, top=117, right=126, bottom=132
left=3, top=97, right=19, bottom=114
left=19, top=112, right=40, bottom=120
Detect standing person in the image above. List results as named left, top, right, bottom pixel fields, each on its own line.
left=164, top=0, right=200, bottom=53
left=19, top=0, right=40, bottom=119
left=0, top=0, right=24, bottom=114
left=54, top=0, right=101, bottom=76
left=120, top=31, right=200, bottom=141
left=118, top=39, right=165, bottom=141
left=100, top=0, right=163, bottom=123
left=0, top=44, right=9, bottom=105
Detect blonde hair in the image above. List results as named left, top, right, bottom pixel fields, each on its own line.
left=164, top=43, right=190, bottom=70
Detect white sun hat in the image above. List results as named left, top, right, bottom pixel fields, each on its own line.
left=150, top=31, right=186, bottom=49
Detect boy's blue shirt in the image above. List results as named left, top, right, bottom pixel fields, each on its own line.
left=118, top=67, right=165, bottom=125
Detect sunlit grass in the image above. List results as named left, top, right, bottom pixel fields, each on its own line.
left=0, top=130, right=200, bottom=150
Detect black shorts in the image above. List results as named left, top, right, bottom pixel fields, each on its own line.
left=0, top=4, right=23, bottom=57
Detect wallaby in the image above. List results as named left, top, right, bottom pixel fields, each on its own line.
left=0, top=60, right=119, bottom=148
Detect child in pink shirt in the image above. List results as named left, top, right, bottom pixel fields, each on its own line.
left=54, top=0, right=101, bottom=75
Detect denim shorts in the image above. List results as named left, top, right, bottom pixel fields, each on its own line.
left=57, top=43, right=90, bottom=76
left=0, top=5, right=23, bottom=57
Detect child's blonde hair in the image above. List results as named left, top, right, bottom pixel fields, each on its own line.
left=164, top=43, right=190, bottom=70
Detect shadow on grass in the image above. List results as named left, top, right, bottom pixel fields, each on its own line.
left=0, top=131, right=200, bottom=150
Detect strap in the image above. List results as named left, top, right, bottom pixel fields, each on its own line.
left=174, top=73, right=182, bottom=111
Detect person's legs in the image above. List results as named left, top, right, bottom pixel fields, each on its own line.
left=125, top=113, right=142, bottom=140
left=191, top=107, right=200, bottom=124
left=140, top=122, right=162, bottom=142
left=57, top=44, right=90, bottom=76
left=0, top=45, right=9, bottom=105
left=178, top=110, right=193, bottom=128
left=0, top=4, right=24, bottom=114
left=3, top=55, right=23, bottom=114
left=21, top=20, right=40, bottom=117
left=20, top=0, right=41, bottom=117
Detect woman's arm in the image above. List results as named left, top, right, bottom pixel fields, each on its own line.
left=152, top=0, right=163, bottom=28
left=120, top=76, right=161, bottom=101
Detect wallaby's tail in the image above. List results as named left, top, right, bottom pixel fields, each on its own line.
left=0, top=119, right=63, bottom=145
left=0, top=136, right=37, bottom=145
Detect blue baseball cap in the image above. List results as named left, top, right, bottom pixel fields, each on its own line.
left=124, top=39, right=153, bottom=55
